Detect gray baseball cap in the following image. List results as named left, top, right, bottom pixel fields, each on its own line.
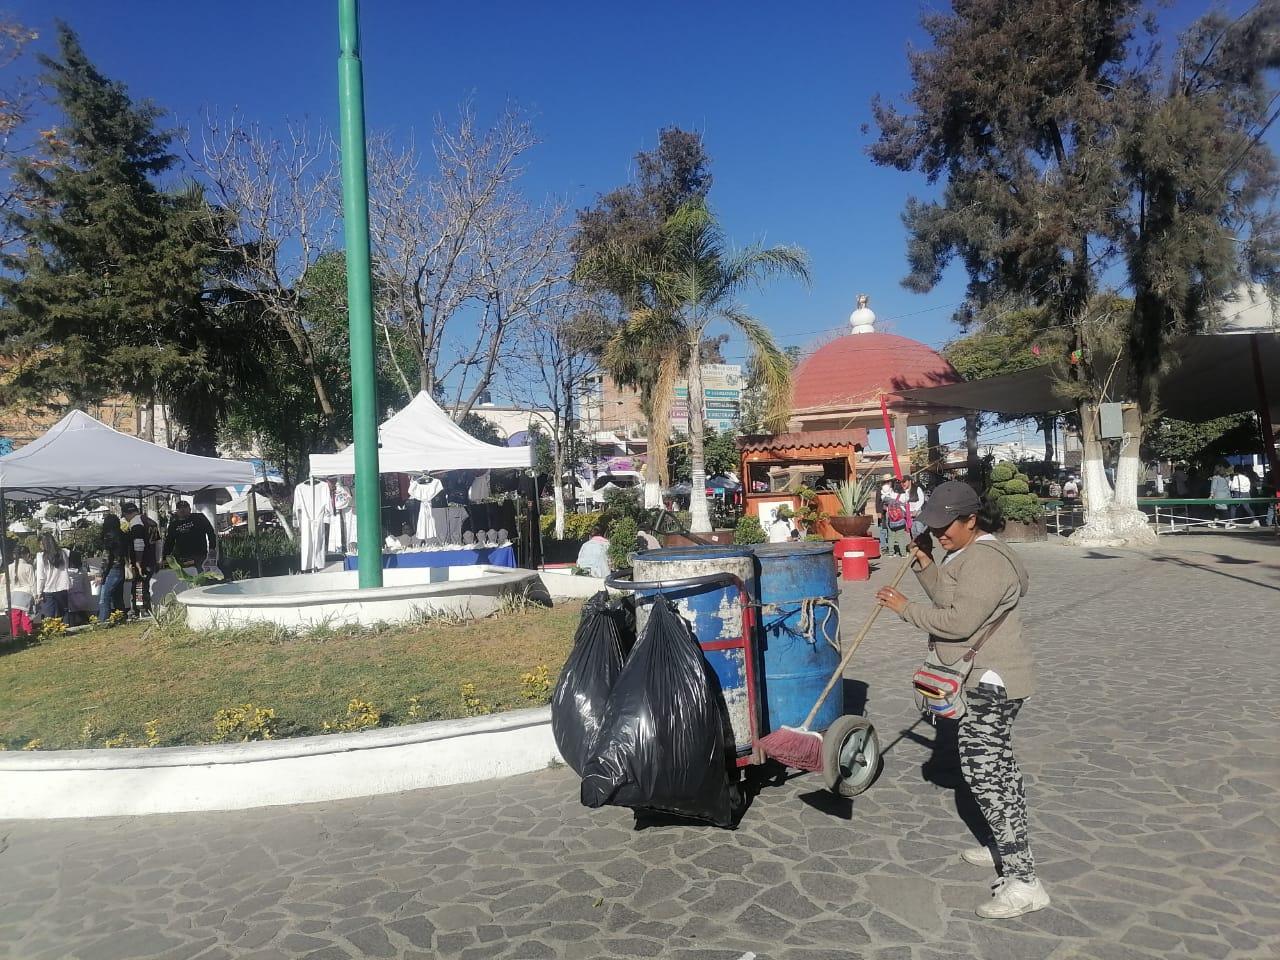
left=918, top=480, right=982, bottom=529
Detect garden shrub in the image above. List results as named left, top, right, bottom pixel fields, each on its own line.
left=60, top=523, right=106, bottom=557
left=601, top=487, right=646, bottom=525
left=606, top=516, right=639, bottom=571
left=520, top=664, right=552, bottom=703
left=990, top=462, right=1017, bottom=484
left=733, top=515, right=768, bottom=545
left=460, top=682, right=491, bottom=716
left=986, top=462, right=1043, bottom=523
left=540, top=510, right=602, bottom=541
left=322, top=698, right=383, bottom=732
left=212, top=704, right=278, bottom=742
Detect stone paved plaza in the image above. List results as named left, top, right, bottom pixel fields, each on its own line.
left=2, top=534, right=1277, bottom=960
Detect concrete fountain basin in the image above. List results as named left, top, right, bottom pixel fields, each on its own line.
left=175, top=564, right=543, bottom=630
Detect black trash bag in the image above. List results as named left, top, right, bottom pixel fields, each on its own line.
left=551, top=591, right=635, bottom=775
left=580, top=597, right=735, bottom=827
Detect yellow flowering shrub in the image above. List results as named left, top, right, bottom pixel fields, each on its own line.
left=519, top=664, right=552, bottom=704
left=38, top=616, right=67, bottom=639
left=322, top=698, right=383, bottom=733
left=460, top=682, right=490, bottom=716
left=212, top=704, right=277, bottom=742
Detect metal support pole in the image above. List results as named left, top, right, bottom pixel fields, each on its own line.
left=337, top=0, right=383, bottom=588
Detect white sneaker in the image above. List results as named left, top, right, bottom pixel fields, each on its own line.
left=977, top=878, right=1050, bottom=919
left=961, top=845, right=996, bottom=866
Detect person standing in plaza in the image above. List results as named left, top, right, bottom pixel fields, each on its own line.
left=34, top=533, right=71, bottom=621
left=1061, top=475, right=1079, bottom=507
left=900, top=474, right=927, bottom=536
left=874, top=481, right=1047, bottom=919
left=883, top=479, right=911, bottom=556
left=5, top=544, right=36, bottom=637
left=876, top=472, right=895, bottom=555
left=164, top=500, right=217, bottom=570
left=96, top=513, right=129, bottom=623
left=1228, top=466, right=1254, bottom=525
left=1209, top=463, right=1232, bottom=527
left=122, top=503, right=159, bottom=617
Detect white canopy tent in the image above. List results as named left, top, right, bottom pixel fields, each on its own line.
left=0, top=410, right=255, bottom=500
left=0, top=410, right=257, bottom=620
left=308, top=391, right=533, bottom=476
left=217, top=492, right=275, bottom=515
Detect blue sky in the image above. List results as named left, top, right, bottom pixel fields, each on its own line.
left=7, top=1, right=1271, bottom=448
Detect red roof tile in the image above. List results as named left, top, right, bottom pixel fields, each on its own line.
left=792, top=333, right=962, bottom=411
left=737, top=429, right=867, bottom=452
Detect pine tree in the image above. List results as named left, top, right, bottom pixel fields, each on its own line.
left=0, top=24, right=220, bottom=422
left=869, top=0, right=1280, bottom=545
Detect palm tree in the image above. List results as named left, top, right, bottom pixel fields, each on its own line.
left=620, top=201, right=808, bottom=531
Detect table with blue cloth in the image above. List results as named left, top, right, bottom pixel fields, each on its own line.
left=342, top=545, right=517, bottom=571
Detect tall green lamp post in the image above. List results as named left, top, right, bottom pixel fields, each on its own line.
left=337, top=0, right=383, bottom=588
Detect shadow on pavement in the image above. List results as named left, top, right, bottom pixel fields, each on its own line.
left=918, top=716, right=989, bottom=843
left=1151, top=554, right=1280, bottom=591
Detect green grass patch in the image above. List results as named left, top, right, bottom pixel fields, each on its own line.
left=0, top=601, right=583, bottom=750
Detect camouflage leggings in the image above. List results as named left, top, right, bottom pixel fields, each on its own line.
left=959, top=687, right=1036, bottom=882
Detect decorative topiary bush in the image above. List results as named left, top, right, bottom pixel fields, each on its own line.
left=990, top=462, right=1017, bottom=484
left=733, top=515, right=768, bottom=545
left=986, top=462, right=1043, bottom=523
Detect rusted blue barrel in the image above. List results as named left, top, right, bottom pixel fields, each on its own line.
left=632, top=546, right=757, bottom=759
left=752, top=542, right=843, bottom=734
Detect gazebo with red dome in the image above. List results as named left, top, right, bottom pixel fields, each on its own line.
left=737, top=296, right=963, bottom=539
left=791, top=295, right=962, bottom=446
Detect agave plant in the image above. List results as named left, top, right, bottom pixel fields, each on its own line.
left=834, top=475, right=879, bottom=517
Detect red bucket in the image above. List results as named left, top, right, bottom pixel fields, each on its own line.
left=849, top=535, right=880, bottom=560
left=840, top=550, right=870, bottom=581
left=833, top=537, right=863, bottom=568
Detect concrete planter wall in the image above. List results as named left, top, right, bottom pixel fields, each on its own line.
left=1000, top=518, right=1048, bottom=542
left=0, top=707, right=560, bottom=820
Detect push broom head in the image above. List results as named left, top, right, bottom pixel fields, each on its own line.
left=759, top=725, right=824, bottom=773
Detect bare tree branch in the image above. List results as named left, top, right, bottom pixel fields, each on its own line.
left=185, top=113, right=340, bottom=416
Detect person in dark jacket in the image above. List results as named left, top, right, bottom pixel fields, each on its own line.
left=164, top=500, right=217, bottom=568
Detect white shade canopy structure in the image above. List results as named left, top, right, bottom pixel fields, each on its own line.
left=217, top=492, right=275, bottom=514
left=0, top=410, right=255, bottom=500
left=308, top=391, right=533, bottom=477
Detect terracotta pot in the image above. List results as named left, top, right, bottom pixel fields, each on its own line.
left=829, top=515, right=874, bottom=537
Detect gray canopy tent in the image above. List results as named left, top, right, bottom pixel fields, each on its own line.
left=0, top=410, right=255, bottom=621
left=897, top=332, right=1279, bottom=423
left=898, top=331, right=1280, bottom=486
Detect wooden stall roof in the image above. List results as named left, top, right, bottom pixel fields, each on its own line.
left=736, top=428, right=867, bottom=453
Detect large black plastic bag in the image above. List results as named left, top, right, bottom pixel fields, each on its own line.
left=552, top=592, right=635, bottom=775
left=580, top=597, right=735, bottom=827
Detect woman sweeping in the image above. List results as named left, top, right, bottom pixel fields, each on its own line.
left=874, top=481, right=1048, bottom=920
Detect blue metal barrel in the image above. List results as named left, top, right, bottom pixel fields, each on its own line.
left=752, top=542, right=843, bottom=735
left=632, top=546, right=757, bottom=758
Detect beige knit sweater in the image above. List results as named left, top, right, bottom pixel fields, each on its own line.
left=897, top=538, right=1035, bottom=700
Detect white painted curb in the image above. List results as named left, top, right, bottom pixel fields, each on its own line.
left=0, top=707, right=562, bottom=820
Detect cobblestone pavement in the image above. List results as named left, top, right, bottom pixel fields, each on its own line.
left=2, top=534, right=1278, bottom=960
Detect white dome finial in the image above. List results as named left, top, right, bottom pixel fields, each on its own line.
left=849, top=293, right=875, bottom=334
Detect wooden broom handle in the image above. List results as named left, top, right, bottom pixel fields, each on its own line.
left=800, top=553, right=916, bottom=730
